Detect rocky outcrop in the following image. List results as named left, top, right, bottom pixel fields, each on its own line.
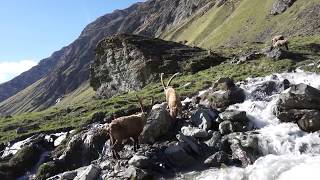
left=90, top=34, right=225, bottom=98
left=270, top=0, right=296, bottom=15
left=275, top=83, right=320, bottom=132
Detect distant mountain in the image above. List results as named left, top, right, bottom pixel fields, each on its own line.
left=0, top=0, right=214, bottom=114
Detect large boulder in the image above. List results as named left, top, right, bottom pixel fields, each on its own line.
left=218, top=110, right=251, bottom=134
left=251, top=80, right=290, bottom=101
left=181, top=126, right=209, bottom=139
left=270, top=0, right=296, bottom=15
left=90, top=34, right=225, bottom=98
left=164, top=142, right=199, bottom=168
left=208, top=83, right=246, bottom=110
left=275, top=83, right=320, bottom=132
left=140, top=105, right=172, bottom=144
left=297, top=110, right=320, bottom=132
left=276, top=84, right=320, bottom=110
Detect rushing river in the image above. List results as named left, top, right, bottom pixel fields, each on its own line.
left=179, top=71, right=320, bottom=180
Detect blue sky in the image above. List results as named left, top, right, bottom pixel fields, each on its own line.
left=0, top=0, right=143, bottom=83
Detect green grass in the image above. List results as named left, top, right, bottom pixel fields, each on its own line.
left=163, top=0, right=320, bottom=48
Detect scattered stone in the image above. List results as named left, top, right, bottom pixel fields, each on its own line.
left=177, top=133, right=201, bottom=155
left=265, top=47, right=288, bottom=60
left=164, top=142, right=198, bottom=168
left=61, top=171, right=78, bottom=179
left=74, top=164, right=100, bottom=180
left=181, top=126, right=209, bottom=139
left=270, top=0, right=296, bottom=15
left=204, top=151, right=229, bottom=167
left=219, top=121, right=234, bottom=135
left=204, top=131, right=222, bottom=149
left=190, top=108, right=218, bottom=130
left=128, top=155, right=152, bottom=169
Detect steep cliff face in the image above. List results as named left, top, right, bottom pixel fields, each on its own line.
left=90, top=34, right=224, bottom=98
left=0, top=0, right=215, bottom=114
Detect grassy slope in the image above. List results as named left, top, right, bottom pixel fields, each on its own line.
left=162, top=0, right=320, bottom=48
left=0, top=0, right=320, bottom=143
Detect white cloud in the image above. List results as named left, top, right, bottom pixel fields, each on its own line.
left=0, top=60, right=38, bottom=84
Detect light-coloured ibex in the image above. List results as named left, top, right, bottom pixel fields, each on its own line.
left=160, top=73, right=182, bottom=120
left=107, top=95, right=154, bottom=159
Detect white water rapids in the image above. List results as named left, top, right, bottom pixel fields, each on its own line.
left=181, top=71, right=320, bottom=180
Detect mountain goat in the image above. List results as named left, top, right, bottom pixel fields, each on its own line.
left=107, top=95, right=154, bottom=159
left=160, top=73, right=182, bottom=120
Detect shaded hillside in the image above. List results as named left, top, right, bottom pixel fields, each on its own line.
left=0, top=0, right=214, bottom=115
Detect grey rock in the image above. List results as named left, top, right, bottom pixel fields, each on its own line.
left=216, top=0, right=226, bottom=7
left=140, top=106, right=172, bottom=144
left=276, top=84, right=320, bottom=110
left=190, top=108, right=218, bottom=130
left=181, top=126, right=209, bottom=139
left=204, top=131, right=222, bottom=149
left=265, top=47, right=288, bottom=60
left=128, top=155, right=152, bottom=169
left=270, top=0, right=296, bottom=15
left=164, top=142, right=198, bottom=168
left=228, top=133, right=261, bottom=167
left=90, top=111, right=105, bottom=123
left=204, top=151, right=229, bottom=167
left=74, top=165, right=101, bottom=180
left=219, top=110, right=248, bottom=122
left=177, top=133, right=201, bottom=155
left=219, top=121, right=234, bottom=135
left=61, top=171, right=78, bottom=179
left=297, top=110, right=320, bottom=132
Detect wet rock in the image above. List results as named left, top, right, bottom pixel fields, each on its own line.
left=164, top=142, right=198, bottom=168
left=297, top=110, right=320, bottom=132
left=251, top=81, right=278, bottom=100
left=190, top=108, right=218, bottom=130
left=276, top=109, right=312, bottom=123
left=219, top=110, right=247, bottom=122
left=115, top=166, right=153, bottom=180
left=204, top=151, right=229, bottom=167
left=228, top=133, right=260, bottom=167
left=51, top=126, right=108, bottom=175
left=140, top=106, right=172, bottom=144
left=204, top=131, right=222, bottom=149
left=270, top=0, right=296, bottom=15
left=61, top=170, right=78, bottom=179
left=129, top=155, right=152, bottom=169
left=0, top=143, right=43, bottom=179
left=181, top=126, right=209, bottom=139
left=209, top=85, right=246, bottom=110
left=276, top=83, right=320, bottom=110
left=74, top=164, right=100, bottom=180
left=219, top=121, right=235, bottom=135
left=176, top=133, right=201, bottom=155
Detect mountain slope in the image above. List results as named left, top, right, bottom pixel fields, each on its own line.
left=1, top=0, right=320, bottom=115
left=0, top=0, right=214, bottom=115
left=163, top=0, right=320, bottom=48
